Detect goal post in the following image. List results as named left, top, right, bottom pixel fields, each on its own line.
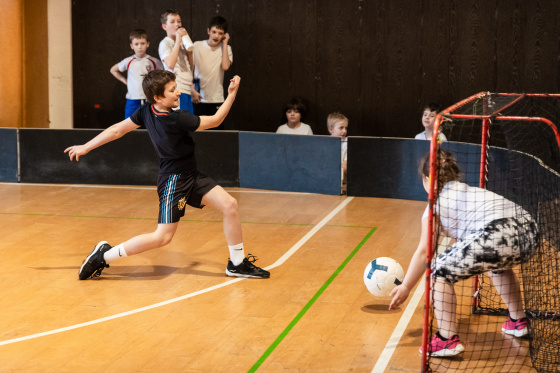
left=421, top=92, right=560, bottom=372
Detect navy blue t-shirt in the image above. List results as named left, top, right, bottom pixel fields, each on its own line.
left=130, top=104, right=201, bottom=174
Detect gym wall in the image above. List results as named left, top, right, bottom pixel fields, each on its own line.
left=0, top=0, right=49, bottom=129
left=71, top=1, right=560, bottom=138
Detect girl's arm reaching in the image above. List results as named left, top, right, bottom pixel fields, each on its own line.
left=389, top=216, right=430, bottom=310
left=64, top=118, right=140, bottom=161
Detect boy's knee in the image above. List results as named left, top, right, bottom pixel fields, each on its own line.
left=224, top=195, right=238, bottom=214
left=155, top=229, right=175, bottom=247
left=160, top=235, right=173, bottom=246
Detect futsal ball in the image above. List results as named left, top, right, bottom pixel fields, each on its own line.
left=363, top=257, right=405, bottom=297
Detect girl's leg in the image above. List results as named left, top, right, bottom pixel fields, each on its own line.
left=433, top=278, right=458, bottom=339
left=201, top=186, right=242, bottom=245
left=121, top=222, right=179, bottom=256
left=488, top=269, right=526, bottom=320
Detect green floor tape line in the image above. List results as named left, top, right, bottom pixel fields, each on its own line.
left=248, top=226, right=377, bottom=372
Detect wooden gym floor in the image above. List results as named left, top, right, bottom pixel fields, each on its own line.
left=0, top=183, right=534, bottom=372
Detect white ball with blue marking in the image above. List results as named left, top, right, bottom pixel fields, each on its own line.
left=363, top=257, right=405, bottom=297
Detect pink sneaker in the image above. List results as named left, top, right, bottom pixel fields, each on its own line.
left=502, top=317, right=529, bottom=337
left=419, top=334, right=465, bottom=357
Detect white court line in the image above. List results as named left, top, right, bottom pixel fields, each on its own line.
left=0, top=196, right=353, bottom=347
left=0, top=182, right=311, bottom=194
left=268, top=196, right=354, bottom=269
left=370, top=236, right=451, bottom=373
left=370, top=281, right=425, bottom=373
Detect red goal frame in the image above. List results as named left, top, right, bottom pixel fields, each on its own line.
left=421, top=92, right=560, bottom=371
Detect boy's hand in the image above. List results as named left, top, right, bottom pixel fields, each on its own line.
left=64, top=145, right=89, bottom=161
left=222, top=33, right=230, bottom=45
left=191, top=89, right=201, bottom=104
left=228, top=76, right=241, bottom=95
left=176, top=27, right=187, bottom=41
left=388, top=284, right=411, bottom=310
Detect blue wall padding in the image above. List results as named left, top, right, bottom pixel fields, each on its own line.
left=10, top=128, right=530, bottom=202
left=440, top=141, right=482, bottom=187
left=347, top=138, right=430, bottom=200
left=0, top=128, right=18, bottom=182
left=347, top=138, right=490, bottom=201
left=19, top=129, right=239, bottom=186
left=239, top=132, right=341, bottom=195
left=346, top=137, right=512, bottom=201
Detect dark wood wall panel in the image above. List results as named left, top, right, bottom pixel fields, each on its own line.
left=73, top=0, right=560, bottom=137
left=358, top=1, right=388, bottom=137
left=315, top=0, right=363, bottom=135
left=226, top=0, right=319, bottom=132
left=72, top=0, right=191, bottom=128
left=417, top=0, right=451, bottom=118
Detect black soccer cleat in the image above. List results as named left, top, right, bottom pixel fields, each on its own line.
left=225, top=254, right=270, bottom=278
left=78, top=241, right=112, bottom=280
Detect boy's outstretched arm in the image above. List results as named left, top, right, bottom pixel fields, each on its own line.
left=64, top=118, right=139, bottom=161
left=197, top=75, right=240, bottom=131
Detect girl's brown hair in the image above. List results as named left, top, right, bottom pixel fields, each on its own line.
left=419, top=150, right=461, bottom=193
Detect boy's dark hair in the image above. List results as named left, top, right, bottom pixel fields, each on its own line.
left=161, top=9, right=180, bottom=24
left=283, top=97, right=307, bottom=122
left=209, top=16, right=228, bottom=33
left=129, top=29, right=148, bottom=42
left=423, top=103, right=441, bottom=113
left=142, top=70, right=176, bottom=104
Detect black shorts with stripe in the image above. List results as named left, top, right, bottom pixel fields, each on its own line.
left=157, top=170, right=217, bottom=224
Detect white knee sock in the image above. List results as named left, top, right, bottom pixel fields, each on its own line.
left=228, top=243, right=245, bottom=266
left=103, top=243, right=127, bottom=263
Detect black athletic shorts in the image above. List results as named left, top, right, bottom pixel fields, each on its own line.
left=157, top=170, right=217, bottom=224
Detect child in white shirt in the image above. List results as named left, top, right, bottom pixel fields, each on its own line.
left=327, top=112, right=349, bottom=193
left=415, top=103, right=447, bottom=142
left=276, top=98, right=313, bottom=135
left=110, top=29, right=163, bottom=118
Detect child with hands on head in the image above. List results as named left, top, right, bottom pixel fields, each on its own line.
left=65, top=70, right=270, bottom=281
left=389, top=150, right=537, bottom=357
left=192, top=16, right=233, bottom=125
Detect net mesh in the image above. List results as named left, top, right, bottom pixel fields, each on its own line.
left=425, top=93, right=560, bottom=372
